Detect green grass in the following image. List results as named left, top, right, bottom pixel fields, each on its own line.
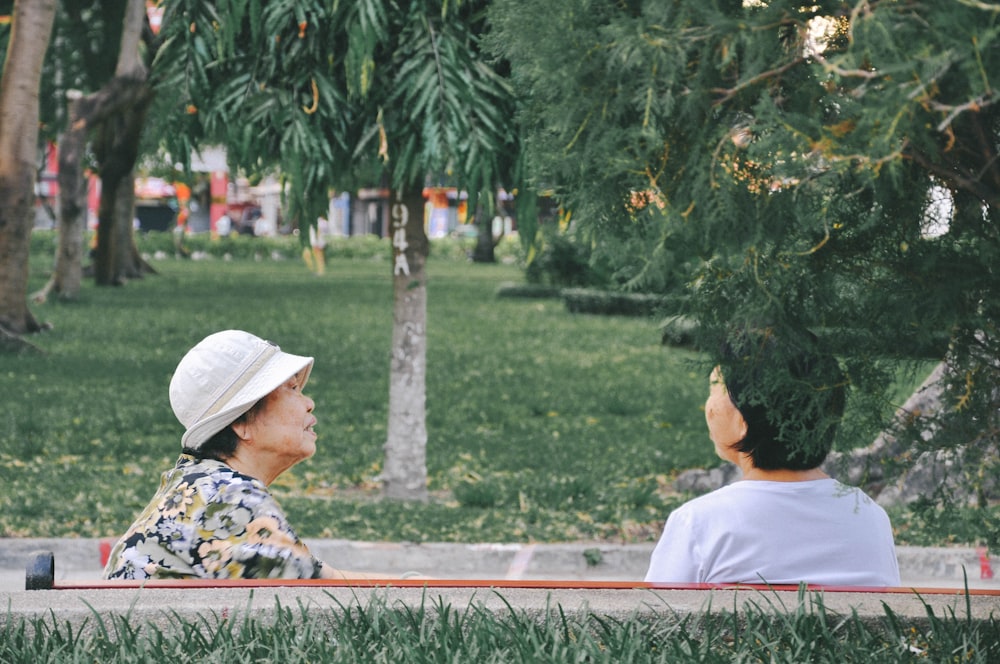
left=6, top=234, right=707, bottom=542
left=3, top=232, right=991, bottom=546
left=3, top=591, right=998, bottom=662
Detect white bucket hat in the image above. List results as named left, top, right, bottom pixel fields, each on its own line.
left=169, top=330, right=314, bottom=450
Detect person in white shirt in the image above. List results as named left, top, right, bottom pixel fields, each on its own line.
left=645, top=328, right=900, bottom=587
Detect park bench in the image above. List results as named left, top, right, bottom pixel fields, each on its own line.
left=23, top=550, right=1000, bottom=596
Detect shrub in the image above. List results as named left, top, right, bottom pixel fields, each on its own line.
left=562, top=288, right=669, bottom=317
left=495, top=282, right=562, bottom=299
left=524, top=226, right=608, bottom=288
left=26, top=230, right=518, bottom=265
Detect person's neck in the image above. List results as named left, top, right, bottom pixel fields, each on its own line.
left=738, top=459, right=828, bottom=483
left=225, top=450, right=279, bottom=486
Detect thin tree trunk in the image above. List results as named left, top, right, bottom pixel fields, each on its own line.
left=115, top=0, right=146, bottom=79
left=471, top=202, right=497, bottom=263
left=112, top=169, right=136, bottom=278
left=93, top=152, right=123, bottom=286
left=32, top=96, right=88, bottom=303
left=112, top=167, right=155, bottom=279
left=91, top=0, right=154, bottom=286
left=54, top=115, right=87, bottom=294
left=91, top=79, right=153, bottom=285
left=0, top=0, right=57, bottom=338
left=383, top=185, right=430, bottom=501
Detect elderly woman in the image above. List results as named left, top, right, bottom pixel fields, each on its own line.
left=103, top=330, right=385, bottom=580
left=644, top=329, right=900, bottom=587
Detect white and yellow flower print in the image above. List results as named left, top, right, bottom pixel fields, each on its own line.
left=103, top=455, right=324, bottom=580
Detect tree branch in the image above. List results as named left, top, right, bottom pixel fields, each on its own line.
left=906, top=147, right=1000, bottom=210
left=711, top=56, right=806, bottom=105
left=810, top=50, right=879, bottom=81
left=929, top=93, right=1000, bottom=132
left=72, top=75, right=150, bottom=132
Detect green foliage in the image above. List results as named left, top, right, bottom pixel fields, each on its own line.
left=659, top=315, right=699, bottom=349
left=891, top=495, right=1000, bottom=550
left=3, top=592, right=999, bottom=662
left=146, top=232, right=385, bottom=261
left=154, top=0, right=516, bottom=227
left=524, top=224, right=609, bottom=288
left=491, top=0, right=1000, bottom=474
left=27, top=230, right=519, bottom=265
left=18, top=0, right=128, bottom=142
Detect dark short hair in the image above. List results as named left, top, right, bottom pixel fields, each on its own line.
left=719, top=328, right=846, bottom=471
left=182, top=398, right=265, bottom=462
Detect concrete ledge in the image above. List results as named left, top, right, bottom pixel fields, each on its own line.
left=3, top=584, right=998, bottom=637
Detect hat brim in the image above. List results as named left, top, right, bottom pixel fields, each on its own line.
left=181, top=351, right=313, bottom=450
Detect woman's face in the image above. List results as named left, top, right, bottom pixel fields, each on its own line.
left=244, top=370, right=317, bottom=468
left=705, top=366, right=747, bottom=463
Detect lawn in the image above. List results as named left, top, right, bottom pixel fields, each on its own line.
left=3, top=232, right=989, bottom=547
left=5, top=234, right=710, bottom=543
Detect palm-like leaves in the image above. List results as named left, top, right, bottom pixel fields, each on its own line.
left=153, top=0, right=513, bottom=226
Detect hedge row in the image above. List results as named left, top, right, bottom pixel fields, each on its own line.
left=28, top=230, right=520, bottom=263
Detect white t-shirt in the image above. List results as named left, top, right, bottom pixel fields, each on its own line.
left=644, top=478, right=900, bottom=586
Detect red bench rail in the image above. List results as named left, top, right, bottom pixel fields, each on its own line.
left=38, top=578, right=1000, bottom=595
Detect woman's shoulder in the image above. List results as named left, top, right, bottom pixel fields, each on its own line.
left=686, top=477, right=840, bottom=505
left=170, top=455, right=270, bottom=497
left=675, top=481, right=749, bottom=512
left=174, top=454, right=253, bottom=479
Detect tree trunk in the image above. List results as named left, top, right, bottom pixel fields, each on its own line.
left=42, top=65, right=157, bottom=293
left=383, top=185, right=430, bottom=501
left=92, top=157, right=124, bottom=286
left=471, top=204, right=497, bottom=263
left=32, top=96, right=88, bottom=303
left=91, top=0, right=154, bottom=286
left=92, top=80, right=153, bottom=286
left=0, top=0, right=57, bottom=338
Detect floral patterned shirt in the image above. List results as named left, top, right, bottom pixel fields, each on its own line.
left=103, top=454, right=323, bottom=580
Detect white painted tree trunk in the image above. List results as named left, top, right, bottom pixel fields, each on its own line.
left=383, top=185, right=430, bottom=501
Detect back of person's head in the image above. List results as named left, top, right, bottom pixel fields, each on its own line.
left=718, top=327, right=846, bottom=471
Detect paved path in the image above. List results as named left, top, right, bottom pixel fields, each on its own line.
left=1, top=538, right=997, bottom=591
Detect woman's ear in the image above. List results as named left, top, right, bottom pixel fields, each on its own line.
left=735, top=410, right=748, bottom=442
left=231, top=422, right=250, bottom=442
left=723, top=406, right=748, bottom=446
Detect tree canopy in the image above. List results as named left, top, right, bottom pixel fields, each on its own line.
left=154, top=0, right=515, bottom=228
left=491, top=0, right=999, bottom=486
